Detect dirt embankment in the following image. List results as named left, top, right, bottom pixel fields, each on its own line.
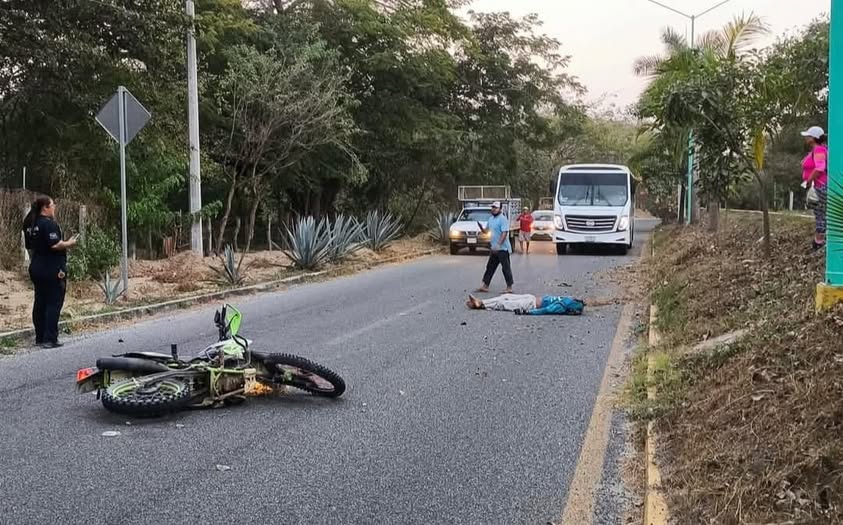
left=643, top=212, right=843, bottom=524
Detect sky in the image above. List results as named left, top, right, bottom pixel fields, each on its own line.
left=464, top=0, right=830, bottom=109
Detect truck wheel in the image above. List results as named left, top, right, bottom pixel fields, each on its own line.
left=449, top=243, right=459, bottom=255
left=556, top=243, right=567, bottom=255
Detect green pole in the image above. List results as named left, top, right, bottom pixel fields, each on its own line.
left=686, top=132, right=694, bottom=225
left=686, top=16, right=696, bottom=226
left=828, top=0, right=843, bottom=285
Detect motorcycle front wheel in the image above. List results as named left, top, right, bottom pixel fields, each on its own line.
left=262, top=354, right=346, bottom=398
left=101, top=377, right=191, bottom=417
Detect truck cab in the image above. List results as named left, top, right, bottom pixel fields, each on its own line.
left=449, top=186, right=520, bottom=255
left=552, top=164, right=635, bottom=255
left=449, top=206, right=493, bottom=254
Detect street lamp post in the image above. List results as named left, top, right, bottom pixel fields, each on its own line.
left=646, top=0, right=732, bottom=225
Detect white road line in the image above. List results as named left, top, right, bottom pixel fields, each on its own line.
left=325, top=300, right=433, bottom=346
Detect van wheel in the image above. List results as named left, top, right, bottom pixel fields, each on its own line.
left=556, top=243, right=567, bottom=255
left=449, top=243, right=459, bottom=255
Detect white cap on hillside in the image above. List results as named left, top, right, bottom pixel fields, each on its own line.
left=801, top=126, right=825, bottom=139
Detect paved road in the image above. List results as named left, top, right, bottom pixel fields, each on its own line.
left=0, top=221, right=655, bottom=525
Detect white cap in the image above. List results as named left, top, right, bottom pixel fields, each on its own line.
left=491, top=201, right=501, bottom=208
left=801, top=126, right=825, bottom=139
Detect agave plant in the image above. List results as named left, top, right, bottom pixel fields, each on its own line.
left=363, top=211, right=402, bottom=252
left=326, top=215, right=365, bottom=262
left=97, top=273, right=126, bottom=305
left=430, top=211, right=457, bottom=246
left=281, top=216, right=332, bottom=270
left=210, top=244, right=246, bottom=286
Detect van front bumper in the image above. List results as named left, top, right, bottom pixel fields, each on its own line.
left=554, top=230, right=630, bottom=245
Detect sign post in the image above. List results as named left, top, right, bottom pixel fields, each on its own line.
left=95, top=86, right=151, bottom=294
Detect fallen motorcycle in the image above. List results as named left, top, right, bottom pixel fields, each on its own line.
left=76, top=303, right=346, bottom=416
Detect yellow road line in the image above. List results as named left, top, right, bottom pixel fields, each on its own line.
left=645, top=306, right=669, bottom=525
left=559, top=301, right=634, bottom=524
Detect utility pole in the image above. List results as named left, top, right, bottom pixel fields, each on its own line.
left=646, top=0, right=732, bottom=225
left=186, top=0, right=203, bottom=255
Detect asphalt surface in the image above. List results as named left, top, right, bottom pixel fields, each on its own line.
left=0, top=220, right=656, bottom=525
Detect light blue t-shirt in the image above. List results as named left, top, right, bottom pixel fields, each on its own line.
left=487, top=213, right=511, bottom=253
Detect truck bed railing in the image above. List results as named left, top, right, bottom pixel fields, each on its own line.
left=458, top=186, right=511, bottom=201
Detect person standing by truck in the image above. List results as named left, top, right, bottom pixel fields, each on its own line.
left=516, top=206, right=534, bottom=254
left=477, top=201, right=513, bottom=293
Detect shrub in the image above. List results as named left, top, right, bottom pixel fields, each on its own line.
left=363, top=211, right=402, bottom=252
left=430, top=211, right=457, bottom=245
left=68, top=226, right=120, bottom=281
left=210, top=244, right=246, bottom=286
left=97, top=274, right=126, bottom=305
left=326, top=215, right=365, bottom=262
left=281, top=216, right=331, bottom=270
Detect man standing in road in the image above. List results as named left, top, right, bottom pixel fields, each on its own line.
left=477, top=201, right=513, bottom=293
left=516, top=206, right=533, bottom=254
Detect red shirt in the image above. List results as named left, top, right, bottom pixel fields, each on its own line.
left=518, top=213, right=533, bottom=232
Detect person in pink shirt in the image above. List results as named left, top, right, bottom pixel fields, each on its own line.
left=801, top=126, right=828, bottom=250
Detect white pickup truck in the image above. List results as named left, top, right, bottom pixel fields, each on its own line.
left=448, top=186, right=521, bottom=255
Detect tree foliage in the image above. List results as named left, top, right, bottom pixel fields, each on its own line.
left=2, top=0, right=592, bottom=255
left=633, top=13, right=830, bottom=242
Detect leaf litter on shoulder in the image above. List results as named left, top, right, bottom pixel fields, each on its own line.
left=645, top=215, right=843, bottom=524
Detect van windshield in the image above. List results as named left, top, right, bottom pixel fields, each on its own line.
left=459, top=209, right=492, bottom=222
left=557, top=172, right=628, bottom=207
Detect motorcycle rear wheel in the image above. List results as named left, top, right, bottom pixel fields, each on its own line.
left=101, top=378, right=191, bottom=417
left=262, top=354, right=346, bottom=398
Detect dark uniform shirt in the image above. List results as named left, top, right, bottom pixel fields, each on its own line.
left=25, top=216, right=66, bottom=277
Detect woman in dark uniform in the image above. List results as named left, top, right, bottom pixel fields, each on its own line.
left=21, top=195, right=78, bottom=348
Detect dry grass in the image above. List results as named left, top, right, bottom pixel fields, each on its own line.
left=645, top=212, right=843, bottom=524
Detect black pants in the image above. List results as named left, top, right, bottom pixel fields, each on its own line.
left=30, top=269, right=66, bottom=344
left=483, top=250, right=514, bottom=287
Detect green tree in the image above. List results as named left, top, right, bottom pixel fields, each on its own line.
left=0, top=0, right=186, bottom=193
left=634, top=14, right=769, bottom=232
left=212, top=37, right=357, bottom=256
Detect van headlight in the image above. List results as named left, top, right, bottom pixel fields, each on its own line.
left=449, top=229, right=461, bottom=239
left=553, top=215, right=564, bottom=230
left=618, top=216, right=629, bottom=231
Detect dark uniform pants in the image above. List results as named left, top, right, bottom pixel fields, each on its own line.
left=30, top=269, right=66, bottom=344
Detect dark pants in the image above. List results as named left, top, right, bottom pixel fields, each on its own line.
left=813, top=186, right=828, bottom=234
left=30, top=269, right=66, bottom=344
left=483, top=250, right=514, bottom=288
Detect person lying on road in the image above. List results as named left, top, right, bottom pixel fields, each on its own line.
left=466, top=294, right=585, bottom=315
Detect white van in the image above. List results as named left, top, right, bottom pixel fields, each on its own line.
left=552, top=164, right=635, bottom=255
